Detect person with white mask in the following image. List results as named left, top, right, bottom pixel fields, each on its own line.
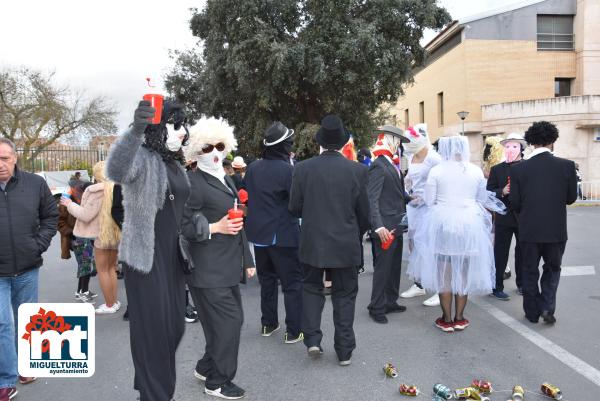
left=400, top=124, right=442, bottom=307
left=182, top=119, right=256, bottom=400
left=105, top=99, right=191, bottom=401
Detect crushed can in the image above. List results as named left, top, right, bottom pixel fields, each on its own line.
left=454, top=387, right=482, bottom=400
left=383, top=363, right=398, bottom=378
left=472, top=379, right=493, bottom=394
left=512, top=385, right=525, bottom=401
left=399, top=384, right=419, bottom=396
left=433, top=383, right=453, bottom=400
left=541, top=383, right=563, bottom=400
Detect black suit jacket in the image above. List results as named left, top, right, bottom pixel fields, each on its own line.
left=368, top=156, right=407, bottom=231
left=289, top=151, right=370, bottom=268
left=182, top=170, right=254, bottom=288
left=244, top=158, right=300, bottom=247
left=509, top=152, right=577, bottom=243
left=487, top=161, right=520, bottom=227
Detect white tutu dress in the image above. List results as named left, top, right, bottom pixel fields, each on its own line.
left=405, top=150, right=442, bottom=243
left=407, top=156, right=496, bottom=296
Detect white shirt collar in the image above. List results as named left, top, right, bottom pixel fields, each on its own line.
left=525, top=147, right=552, bottom=160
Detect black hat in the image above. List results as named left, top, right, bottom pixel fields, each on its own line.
left=264, top=121, right=294, bottom=146
left=315, top=114, right=349, bottom=150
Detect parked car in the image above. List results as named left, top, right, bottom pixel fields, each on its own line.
left=35, top=170, right=91, bottom=200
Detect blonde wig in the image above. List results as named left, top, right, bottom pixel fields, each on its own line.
left=483, top=136, right=504, bottom=176
left=184, top=118, right=237, bottom=161
left=93, top=161, right=121, bottom=247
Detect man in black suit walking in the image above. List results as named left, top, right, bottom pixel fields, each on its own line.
left=367, top=125, right=410, bottom=323
left=487, top=133, right=527, bottom=300
left=245, top=122, right=303, bottom=344
left=289, top=114, right=370, bottom=366
left=509, top=121, right=577, bottom=324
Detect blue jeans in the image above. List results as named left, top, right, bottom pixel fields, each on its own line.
left=0, top=268, right=39, bottom=389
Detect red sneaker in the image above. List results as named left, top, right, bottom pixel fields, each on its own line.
left=0, top=387, right=18, bottom=401
left=454, top=318, right=470, bottom=331
left=435, top=317, right=455, bottom=332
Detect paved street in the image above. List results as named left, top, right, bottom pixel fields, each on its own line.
left=16, top=206, right=600, bottom=401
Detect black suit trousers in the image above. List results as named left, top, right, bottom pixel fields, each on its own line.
left=520, top=241, right=566, bottom=318
left=368, top=235, right=403, bottom=316
left=124, top=261, right=186, bottom=401
left=189, top=286, right=243, bottom=388
left=493, top=224, right=522, bottom=291
left=301, top=264, right=358, bottom=361
left=254, top=246, right=303, bottom=336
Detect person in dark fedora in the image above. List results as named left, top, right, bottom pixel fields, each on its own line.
left=289, top=114, right=370, bottom=366
left=244, top=121, right=304, bottom=344
left=367, top=125, right=411, bottom=324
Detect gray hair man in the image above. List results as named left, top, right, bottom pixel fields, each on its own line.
left=0, top=137, right=58, bottom=399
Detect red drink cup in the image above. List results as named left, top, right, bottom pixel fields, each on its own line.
left=228, top=208, right=244, bottom=220
left=381, top=232, right=395, bottom=250
left=142, top=93, right=163, bottom=124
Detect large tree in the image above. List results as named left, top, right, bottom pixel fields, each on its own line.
left=166, top=0, right=450, bottom=158
left=0, top=67, right=117, bottom=166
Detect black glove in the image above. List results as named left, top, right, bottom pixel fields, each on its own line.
left=131, top=100, right=155, bottom=136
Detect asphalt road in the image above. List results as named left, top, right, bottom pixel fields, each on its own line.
left=15, top=206, right=600, bottom=401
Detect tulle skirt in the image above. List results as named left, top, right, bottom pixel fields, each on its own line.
left=407, top=202, right=495, bottom=295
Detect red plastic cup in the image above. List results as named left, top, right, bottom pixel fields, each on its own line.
left=143, top=93, right=163, bottom=124
left=381, top=233, right=395, bottom=250
left=228, top=208, right=244, bottom=220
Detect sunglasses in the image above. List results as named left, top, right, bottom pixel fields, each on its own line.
left=201, top=142, right=226, bottom=153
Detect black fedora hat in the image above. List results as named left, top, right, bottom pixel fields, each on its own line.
left=264, top=121, right=295, bottom=146
left=315, top=114, right=349, bottom=150
left=375, top=125, right=410, bottom=143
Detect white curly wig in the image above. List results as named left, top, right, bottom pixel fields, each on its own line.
left=184, top=118, right=237, bottom=160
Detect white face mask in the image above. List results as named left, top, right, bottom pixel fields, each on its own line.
left=404, top=141, right=426, bottom=155
left=196, top=148, right=225, bottom=174
left=166, top=125, right=184, bottom=152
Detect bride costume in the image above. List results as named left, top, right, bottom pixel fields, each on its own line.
left=407, top=136, right=501, bottom=295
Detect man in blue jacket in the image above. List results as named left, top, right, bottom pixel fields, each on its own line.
left=0, top=137, right=58, bottom=401
left=245, top=122, right=303, bottom=344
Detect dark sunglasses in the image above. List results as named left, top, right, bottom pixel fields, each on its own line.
left=201, top=142, right=226, bottom=153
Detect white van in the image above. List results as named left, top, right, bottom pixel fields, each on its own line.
left=35, top=170, right=91, bottom=199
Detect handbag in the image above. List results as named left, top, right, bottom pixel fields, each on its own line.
left=167, top=180, right=195, bottom=275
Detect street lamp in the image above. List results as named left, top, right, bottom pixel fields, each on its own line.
left=457, top=111, right=469, bottom=135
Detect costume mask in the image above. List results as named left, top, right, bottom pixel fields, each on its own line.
left=503, top=141, right=522, bottom=163
left=196, top=147, right=225, bottom=175
left=404, top=124, right=430, bottom=155
left=166, top=125, right=184, bottom=152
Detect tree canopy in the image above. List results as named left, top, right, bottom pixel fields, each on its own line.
left=0, top=67, right=117, bottom=166
left=166, top=0, right=450, bottom=158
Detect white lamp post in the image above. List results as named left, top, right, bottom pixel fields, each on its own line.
left=457, top=111, right=469, bottom=135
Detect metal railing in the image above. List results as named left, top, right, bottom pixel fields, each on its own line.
left=16, top=147, right=108, bottom=174
left=579, top=181, right=600, bottom=202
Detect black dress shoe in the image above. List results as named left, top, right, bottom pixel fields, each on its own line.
left=541, top=311, right=556, bottom=324
left=370, top=313, right=388, bottom=324
left=385, top=304, right=407, bottom=313
left=525, top=315, right=539, bottom=323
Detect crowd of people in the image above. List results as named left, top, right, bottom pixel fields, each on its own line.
left=0, top=96, right=578, bottom=400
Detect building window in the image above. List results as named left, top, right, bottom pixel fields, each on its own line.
left=537, top=15, right=574, bottom=50
left=554, top=78, right=572, bottom=97
left=419, top=101, right=424, bottom=124
left=404, top=109, right=409, bottom=129
left=437, top=92, right=444, bottom=126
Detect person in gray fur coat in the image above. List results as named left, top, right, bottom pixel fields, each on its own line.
left=105, top=99, right=190, bottom=401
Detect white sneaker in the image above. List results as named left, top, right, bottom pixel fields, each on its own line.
left=400, top=284, right=427, bottom=298
left=423, top=294, right=440, bottom=307
left=114, top=301, right=122, bottom=311
left=95, top=303, right=118, bottom=314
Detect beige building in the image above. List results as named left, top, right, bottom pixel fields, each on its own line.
left=392, top=0, right=600, bottom=182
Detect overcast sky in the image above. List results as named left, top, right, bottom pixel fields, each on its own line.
left=1, top=0, right=519, bottom=133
